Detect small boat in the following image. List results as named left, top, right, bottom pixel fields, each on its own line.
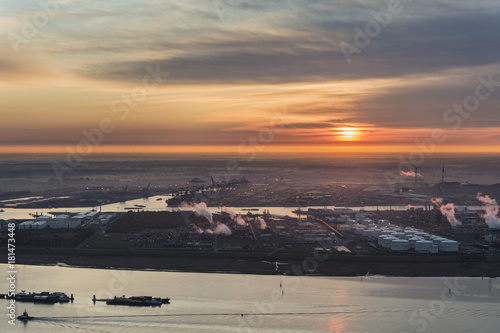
left=134, top=204, right=146, bottom=208
left=17, top=310, right=34, bottom=321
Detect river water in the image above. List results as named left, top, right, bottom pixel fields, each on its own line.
left=1, top=264, right=498, bottom=332
left=0, top=194, right=426, bottom=221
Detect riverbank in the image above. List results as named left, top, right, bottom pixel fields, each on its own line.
left=7, top=249, right=500, bottom=277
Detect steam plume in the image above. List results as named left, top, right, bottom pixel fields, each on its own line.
left=476, top=193, right=500, bottom=229
left=431, top=198, right=461, bottom=227
left=214, top=222, right=232, bottom=235
left=255, top=216, right=267, bottom=230
left=400, top=171, right=423, bottom=178
left=183, top=202, right=212, bottom=223
left=222, top=206, right=248, bottom=226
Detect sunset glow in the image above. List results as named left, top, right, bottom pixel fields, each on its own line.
left=337, top=128, right=359, bottom=141
left=1, top=1, right=499, bottom=155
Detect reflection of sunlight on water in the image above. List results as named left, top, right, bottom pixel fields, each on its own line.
left=327, top=287, right=346, bottom=332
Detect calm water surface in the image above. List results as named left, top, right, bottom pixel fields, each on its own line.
left=1, top=264, right=498, bottom=332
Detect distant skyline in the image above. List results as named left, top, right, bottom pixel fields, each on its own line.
left=2, top=0, right=500, bottom=154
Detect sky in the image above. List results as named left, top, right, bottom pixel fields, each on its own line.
left=1, top=0, right=500, bottom=155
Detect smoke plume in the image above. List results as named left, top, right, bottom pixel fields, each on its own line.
left=255, top=216, right=267, bottom=230
left=183, top=202, right=213, bottom=223
left=236, top=216, right=247, bottom=226
left=400, top=171, right=423, bottom=178
left=431, top=198, right=461, bottom=227
left=221, top=207, right=236, bottom=220
left=476, top=193, right=500, bottom=229
left=214, top=222, right=232, bottom=235
left=222, top=206, right=248, bottom=226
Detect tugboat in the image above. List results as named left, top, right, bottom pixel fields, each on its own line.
left=17, top=310, right=34, bottom=321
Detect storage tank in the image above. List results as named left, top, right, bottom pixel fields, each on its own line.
left=19, top=221, right=34, bottom=229
left=338, top=224, right=351, bottom=232
left=431, top=244, right=439, bottom=253
left=32, top=221, right=47, bottom=229
left=392, top=232, right=406, bottom=239
left=378, top=235, right=388, bottom=246
left=377, top=220, right=390, bottom=227
left=381, top=230, right=393, bottom=236
left=415, top=240, right=433, bottom=253
left=381, top=236, right=397, bottom=248
left=439, top=240, right=459, bottom=252
left=346, top=219, right=356, bottom=226
left=391, top=239, right=410, bottom=251
left=432, top=238, right=445, bottom=245
left=362, top=219, right=373, bottom=226
left=408, top=237, right=420, bottom=249
left=355, top=227, right=365, bottom=235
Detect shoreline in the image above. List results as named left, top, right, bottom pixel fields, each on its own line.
left=6, top=250, right=500, bottom=278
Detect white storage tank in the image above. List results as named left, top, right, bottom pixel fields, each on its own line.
left=377, top=220, right=390, bottom=227
left=391, top=239, right=410, bottom=251
left=415, top=240, right=433, bottom=253
left=19, top=221, right=34, bottom=229
left=439, top=240, right=459, bottom=252
left=373, top=229, right=382, bottom=237
left=32, top=221, right=47, bottom=229
left=338, top=224, right=351, bottom=232
left=381, top=230, right=393, bottom=236
left=362, top=219, right=373, bottom=226
left=392, top=232, right=406, bottom=239
left=408, top=237, right=420, bottom=249
left=431, top=244, right=439, bottom=253
left=338, top=216, right=348, bottom=223
left=378, top=235, right=388, bottom=246
left=381, top=236, right=397, bottom=248
left=432, top=238, right=445, bottom=245
left=355, top=227, right=365, bottom=235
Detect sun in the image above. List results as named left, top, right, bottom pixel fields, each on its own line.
left=337, top=127, right=359, bottom=141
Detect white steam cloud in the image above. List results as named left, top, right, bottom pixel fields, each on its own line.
left=400, top=171, right=423, bottom=178
left=431, top=198, right=461, bottom=227
left=185, top=202, right=232, bottom=235
left=222, top=206, right=248, bottom=226
left=476, top=193, right=500, bottom=229
left=255, top=216, right=267, bottom=230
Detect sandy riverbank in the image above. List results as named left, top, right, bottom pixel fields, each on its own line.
left=7, top=251, right=500, bottom=277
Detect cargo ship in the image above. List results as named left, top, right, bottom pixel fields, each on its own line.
left=105, top=295, right=169, bottom=307
left=1, top=291, right=73, bottom=304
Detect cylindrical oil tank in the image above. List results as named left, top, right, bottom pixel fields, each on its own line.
left=391, top=239, right=410, bottom=251
left=415, top=240, right=433, bottom=253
